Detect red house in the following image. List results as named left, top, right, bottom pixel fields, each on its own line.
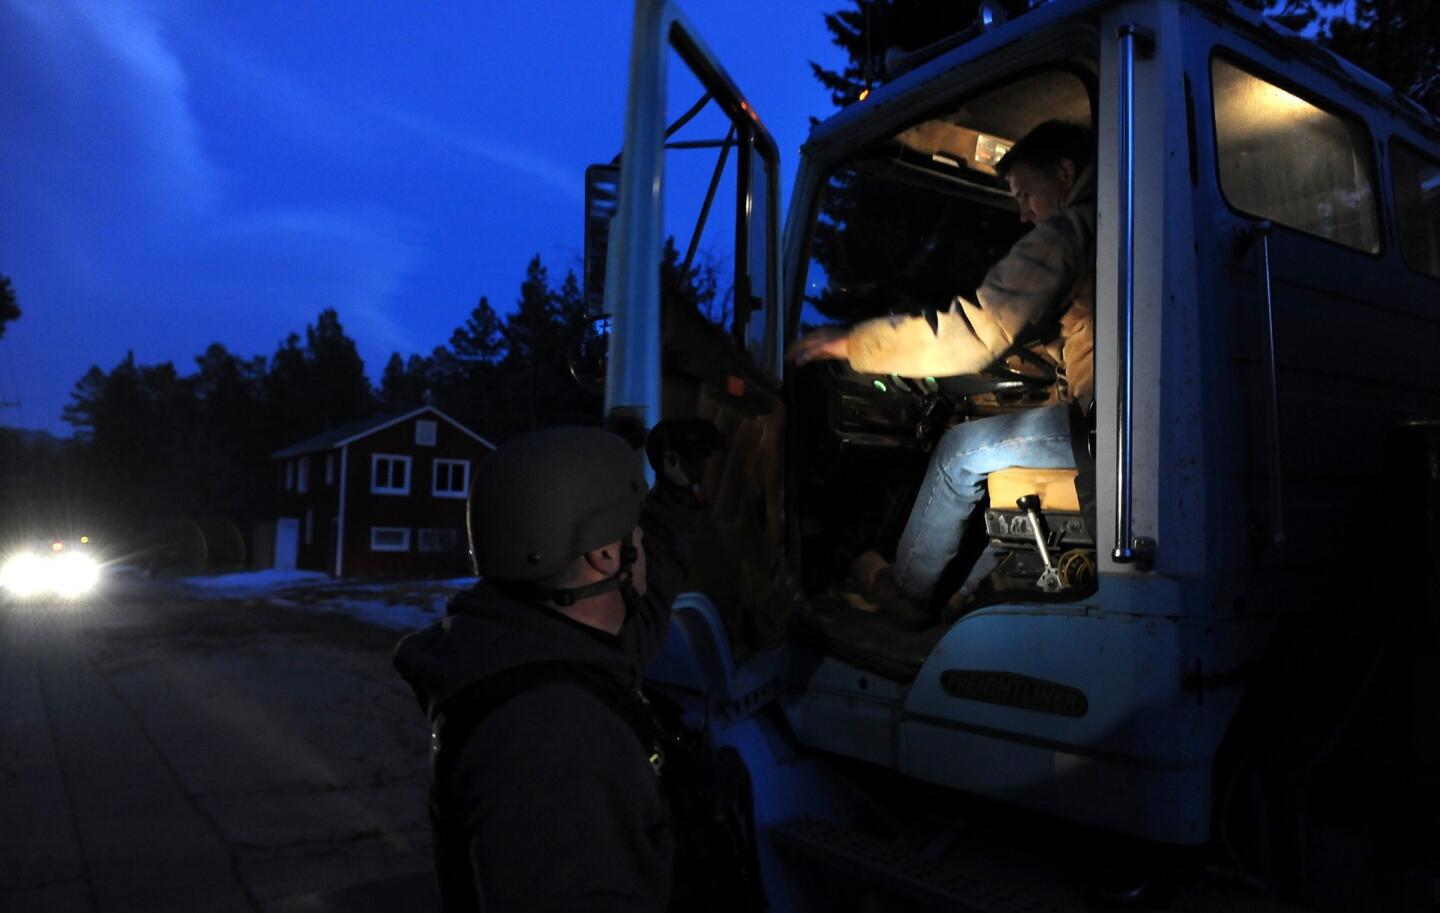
left=270, top=406, right=495, bottom=577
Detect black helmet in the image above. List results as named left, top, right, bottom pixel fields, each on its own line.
left=468, top=426, right=647, bottom=582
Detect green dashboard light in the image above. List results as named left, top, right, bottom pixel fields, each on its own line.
left=872, top=379, right=887, bottom=393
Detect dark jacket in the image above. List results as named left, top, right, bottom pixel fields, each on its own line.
left=394, top=494, right=694, bottom=913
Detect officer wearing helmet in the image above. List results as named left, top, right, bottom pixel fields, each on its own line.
left=394, top=421, right=721, bottom=912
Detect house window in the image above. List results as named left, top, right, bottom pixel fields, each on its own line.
left=1391, top=139, right=1440, bottom=279
left=1211, top=55, right=1379, bottom=252
left=304, top=508, right=314, bottom=545
left=325, top=453, right=335, bottom=485
left=370, top=527, right=411, bottom=552
left=372, top=454, right=412, bottom=495
left=416, top=420, right=438, bottom=446
left=298, top=456, right=310, bottom=494
left=285, top=460, right=295, bottom=491
left=432, top=459, right=471, bottom=498
left=418, top=528, right=460, bottom=553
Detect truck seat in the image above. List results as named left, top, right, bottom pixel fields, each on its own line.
left=986, top=467, right=1080, bottom=512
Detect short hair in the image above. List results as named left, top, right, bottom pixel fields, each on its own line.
left=994, top=120, right=1094, bottom=179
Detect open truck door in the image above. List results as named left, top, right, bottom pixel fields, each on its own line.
left=598, top=0, right=784, bottom=435
left=597, top=0, right=797, bottom=688
left=593, top=6, right=851, bottom=909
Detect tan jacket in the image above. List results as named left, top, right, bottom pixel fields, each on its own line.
left=846, top=167, right=1096, bottom=409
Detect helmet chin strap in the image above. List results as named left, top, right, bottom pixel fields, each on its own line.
left=531, top=533, right=639, bottom=613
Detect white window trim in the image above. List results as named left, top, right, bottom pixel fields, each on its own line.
left=371, top=453, right=412, bottom=495
left=370, top=526, right=411, bottom=552
left=432, top=458, right=471, bottom=499
left=415, top=419, right=438, bottom=447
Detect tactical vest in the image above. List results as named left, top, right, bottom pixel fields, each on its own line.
left=428, top=661, right=762, bottom=913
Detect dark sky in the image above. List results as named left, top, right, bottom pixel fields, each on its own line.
left=0, top=0, right=847, bottom=435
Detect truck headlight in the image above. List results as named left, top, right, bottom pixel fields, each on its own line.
left=2, top=553, right=49, bottom=597
left=54, top=552, right=101, bottom=597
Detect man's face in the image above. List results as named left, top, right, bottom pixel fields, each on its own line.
left=1006, top=160, right=1075, bottom=224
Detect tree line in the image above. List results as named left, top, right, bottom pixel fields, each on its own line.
left=0, top=256, right=609, bottom=556
left=0, top=243, right=719, bottom=563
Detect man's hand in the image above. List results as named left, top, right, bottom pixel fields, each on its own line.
left=785, top=326, right=852, bottom=366
left=645, top=418, right=725, bottom=504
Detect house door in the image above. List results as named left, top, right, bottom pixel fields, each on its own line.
left=274, top=517, right=300, bottom=571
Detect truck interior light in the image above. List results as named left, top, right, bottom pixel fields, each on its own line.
left=973, top=132, right=1012, bottom=168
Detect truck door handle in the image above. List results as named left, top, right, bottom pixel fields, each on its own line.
left=1112, top=23, right=1156, bottom=569
left=1234, top=219, right=1285, bottom=546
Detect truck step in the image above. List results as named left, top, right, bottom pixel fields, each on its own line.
left=771, top=815, right=1078, bottom=913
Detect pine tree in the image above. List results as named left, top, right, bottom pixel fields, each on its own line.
left=811, top=1, right=1026, bottom=109
left=450, top=296, right=506, bottom=364
left=264, top=309, right=376, bottom=443
left=305, top=308, right=375, bottom=426
left=0, top=275, right=20, bottom=340
left=1237, top=0, right=1439, bottom=112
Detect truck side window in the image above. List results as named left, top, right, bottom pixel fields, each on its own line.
left=1390, top=139, right=1440, bottom=279
left=1211, top=55, right=1380, bottom=253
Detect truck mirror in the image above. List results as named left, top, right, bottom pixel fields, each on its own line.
left=738, top=141, right=774, bottom=358
left=584, top=164, right=622, bottom=318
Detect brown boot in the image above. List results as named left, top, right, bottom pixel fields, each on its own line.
left=941, top=587, right=977, bottom=623
left=850, top=550, right=889, bottom=590
left=851, top=552, right=934, bottom=630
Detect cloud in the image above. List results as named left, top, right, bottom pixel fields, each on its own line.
left=173, top=203, right=431, bottom=368
left=0, top=1, right=439, bottom=434
left=368, top=104, right=584, bottom=203
left=0, top=0, right=594, bottom=435
left=2, top=0, right=217, bottom=213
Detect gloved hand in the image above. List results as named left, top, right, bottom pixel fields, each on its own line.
left=645, top=418, right=725, bottom=504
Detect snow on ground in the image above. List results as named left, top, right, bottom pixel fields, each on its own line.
left=181, top=570, right=476, bottom=632
left=271, top=595, right=447, bottom=633
left=182, top=569, right=331, bottom=592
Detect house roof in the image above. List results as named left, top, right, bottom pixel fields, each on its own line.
left=270, top=406, right=496, bottom=459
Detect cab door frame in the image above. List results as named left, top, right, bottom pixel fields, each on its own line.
left=604, top=0, right=783, bottom=431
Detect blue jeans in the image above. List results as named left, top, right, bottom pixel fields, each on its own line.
left=894, top=404, right=1076, bottom=599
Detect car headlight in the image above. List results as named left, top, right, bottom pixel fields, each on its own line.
left=2, top=553, right=50, bottom=597
left=54, top=552, right=101, bottom=597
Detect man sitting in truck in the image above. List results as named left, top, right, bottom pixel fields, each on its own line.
left=787, top=120, right=1095, bottom=627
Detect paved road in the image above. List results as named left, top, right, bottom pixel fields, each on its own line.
left=0, top=573, right=440, bottom=912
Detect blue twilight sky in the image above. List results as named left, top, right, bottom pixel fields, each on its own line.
left=0, top=0, right=849, bottom=436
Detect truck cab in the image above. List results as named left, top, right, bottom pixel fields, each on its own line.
left=592, top=0, right=1440, bottom=907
